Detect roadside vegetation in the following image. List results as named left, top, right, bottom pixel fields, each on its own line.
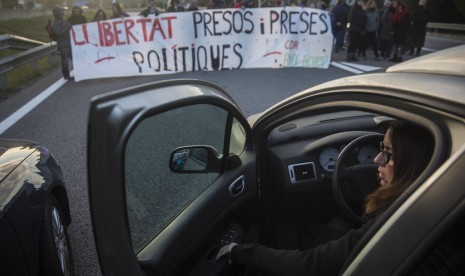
left=0, top=10, right=106, bottom=99
left=0, top=10, right=109, bottom=42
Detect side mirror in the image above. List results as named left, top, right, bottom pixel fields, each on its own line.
left=169, top=145, right=223, bottom=173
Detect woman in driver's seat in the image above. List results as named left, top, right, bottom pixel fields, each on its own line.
left=216, top=120, right=434, bottom=275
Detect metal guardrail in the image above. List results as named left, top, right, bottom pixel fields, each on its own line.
left=0, top=42, right=57, bottom=75
left=0, top=34, right=45, bottom=51
left=427, top=22, right=465, bottom=32
left=0, top=35, right=57, bottom=91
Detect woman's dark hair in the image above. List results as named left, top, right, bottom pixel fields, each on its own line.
left=365, top=120, right=434, bottom=216
left=112, top=2, right=123, bottom=13
left=92, top=9, right=107, bottom=21
left=72, top=6, right=83, bottom=14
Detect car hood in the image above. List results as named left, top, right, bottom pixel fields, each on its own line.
left=0, top=139, right=38, bottom=183
left=248, top=45, right=465, bottom=130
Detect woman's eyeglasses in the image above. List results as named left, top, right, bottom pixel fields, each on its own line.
left=379, top=142, right=393, bottom=165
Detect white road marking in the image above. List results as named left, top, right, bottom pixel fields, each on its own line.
left=339, top=62, right=382, bottom=72
left=330, top=61, right=364, bottom=74
left=0, top=78, right=68, bottom=135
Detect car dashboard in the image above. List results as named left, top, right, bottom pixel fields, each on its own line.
left=264, top=111, right=391, bottom=190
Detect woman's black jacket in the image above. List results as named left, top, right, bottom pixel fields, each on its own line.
left=230, top=220, right=373, bottom=276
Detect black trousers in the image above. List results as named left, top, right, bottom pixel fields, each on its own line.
left=348, top=31, right=362, bottom=55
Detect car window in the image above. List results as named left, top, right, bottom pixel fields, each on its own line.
left=410, top=218, right=465, bottom=275
left=124, top=104, right=228, bottom=252
left=229, top=117, right=247, bottom=156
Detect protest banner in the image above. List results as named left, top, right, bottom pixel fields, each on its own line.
left=70, top=7, right=333, bottom=81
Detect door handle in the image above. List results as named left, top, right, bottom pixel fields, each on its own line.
left=229, top=175, right=244, bottom=196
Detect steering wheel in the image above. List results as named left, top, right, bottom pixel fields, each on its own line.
left=332, top=133, right=384, bottom=224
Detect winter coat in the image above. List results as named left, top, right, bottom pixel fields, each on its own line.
left=51, top=18, right=71, bottom=51
left=331, top=1, right=349, bottom=32
left=392, top=6, right=411, bottom=45
left=365, top=9, right=379, bottom=33
left=348, top=4, right=367, bottom=34
left=67, top=7, right=87, bottom=26
left=379, top=7, right=393, bottom=41
left=411, top=6, right=430, bottom=47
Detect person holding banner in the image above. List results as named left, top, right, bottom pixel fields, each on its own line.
left=233, top=0, right=254, bottom=9
left=51, top=5, right=73, bottom=81
left=186, top=0, right=198, bottom=11
left=92, top=9, right=108, bottom=22
left=67, top=6, right=87, bottom=26
left=206, top=0, right=227, bottom=9
left=177, top=0, right=187, bottom=11
left=139, top=0, right=161, bottom=16
left=166, top=0, right=179, bottom=12
left=110, top=2, right=130, bottom=19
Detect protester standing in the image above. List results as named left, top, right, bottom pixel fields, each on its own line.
left=51, top=5, right=73, bottom=80
left=363, top=0, right=380, bottom=60
left=378, top=0, right=394, bottom=59
left=390, top=1, right=411, bottom=62
left=140, top=0, right=161, bottom=16
left=92, top=9, right=107, bottom=22
left=233, top=0, right=254, bottom=8
left=346, top=0, right=367, bottom=61
left=177, top=0, right=186, bottom=11
left=316, top=0, right=328, bottom=11
left=206, top=0, right=227, bottom=9
left=110, top=2, right=130, bottom=19
left=186, top=0, right=199, bottom=11
left=166, top=0, right=178, bottom=12
left=331, top=0, right=350, bottom=53
left=410, top=0, right=430, bottom=56
left=67, top=6, right=87, bottom=26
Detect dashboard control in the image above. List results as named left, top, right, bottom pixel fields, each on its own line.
left=319, top=147, right=340, bottom=172
left=357, top=144, right=378, bottom=164
left=208, top=224, right=244, bottom=262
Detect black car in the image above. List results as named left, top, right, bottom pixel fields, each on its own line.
left=0, top=139, right=73, bottom=276
left=88, top=45, right=465, bottom=275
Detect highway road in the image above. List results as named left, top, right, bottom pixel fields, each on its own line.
left=0, top=34, right=463, bottom=275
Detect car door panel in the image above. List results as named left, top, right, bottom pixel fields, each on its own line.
left=137, top=152, right=257, bottom=275
left=88, top=80, right=257, bottom=276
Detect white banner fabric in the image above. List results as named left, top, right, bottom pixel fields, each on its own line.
left=71, top=7, right=333, bottom=82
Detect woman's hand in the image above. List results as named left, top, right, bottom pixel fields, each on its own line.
left=215, top=242, right=238, bottom=261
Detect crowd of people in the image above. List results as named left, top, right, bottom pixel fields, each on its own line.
left=50, top=0, right=430, bottom=80
left=102, top=0, right=430, bottom=63
left=331, top=0, right=430, bottom=62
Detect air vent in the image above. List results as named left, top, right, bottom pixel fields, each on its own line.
left=288, top=162, right=316, bottom=183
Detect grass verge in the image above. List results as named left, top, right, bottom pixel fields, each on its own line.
left=0, top=10, right=102, bottom=98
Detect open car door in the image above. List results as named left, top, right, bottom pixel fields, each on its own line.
left=89, top=47, right=465, bottom=276
left=87, top=79, right=258, bottom=276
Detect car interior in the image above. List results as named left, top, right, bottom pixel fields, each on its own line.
left=86, top=51, right=465, bottom=276
left=182, top=108, right=439, bottom=276
left=86, top=75, right=465, bottom=276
